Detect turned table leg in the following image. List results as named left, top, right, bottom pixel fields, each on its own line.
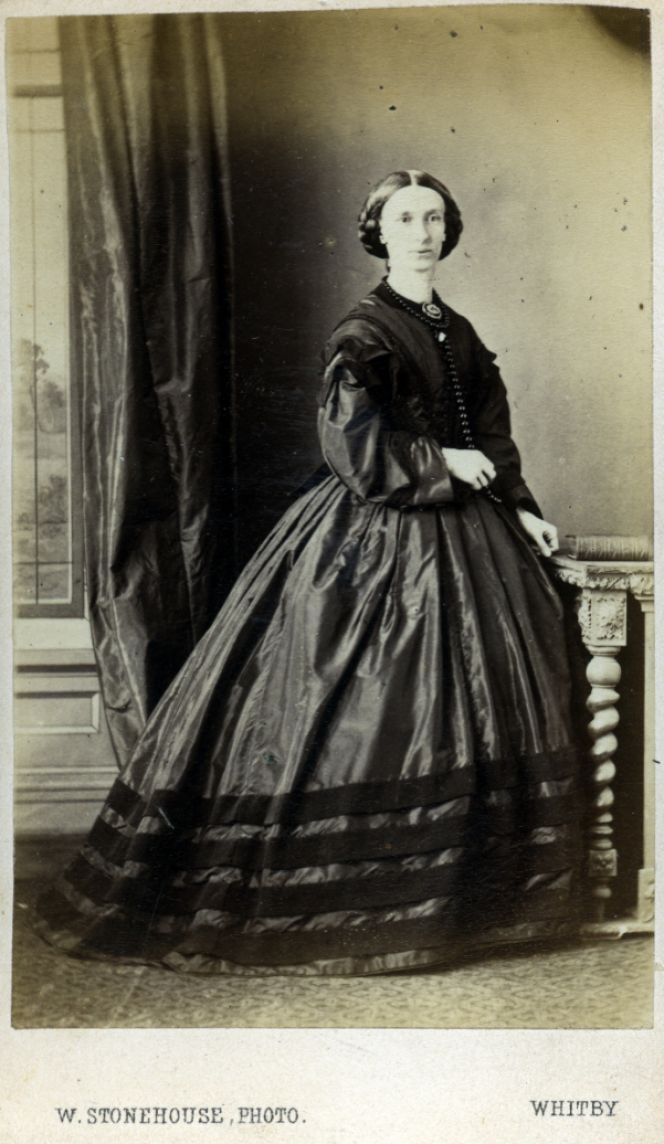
left=577, top=589, right=628, bottom=922
left=634, top=593, right=655, bottom=928
left=551, top=554, right=654, bottom=936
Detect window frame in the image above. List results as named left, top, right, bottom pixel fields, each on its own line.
left=10, top=49, right=84, bottom=620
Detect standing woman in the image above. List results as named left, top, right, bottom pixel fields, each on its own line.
left=37, top=170, right=581, bottom=975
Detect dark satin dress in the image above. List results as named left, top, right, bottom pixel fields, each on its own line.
left=36, top=283, right=581, bottom=975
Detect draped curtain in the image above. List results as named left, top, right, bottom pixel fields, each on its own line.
left=59, top=15, right=235, bottom=764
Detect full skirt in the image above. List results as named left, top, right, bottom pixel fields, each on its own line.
left=36, top=477, right=582, bottom=974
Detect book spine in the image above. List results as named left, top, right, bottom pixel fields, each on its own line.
left=564, top=535, right=653, bottom=561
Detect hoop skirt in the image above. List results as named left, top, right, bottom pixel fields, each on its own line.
left=35, top=285, right=582, bottom=974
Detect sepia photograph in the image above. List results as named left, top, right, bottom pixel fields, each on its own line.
left=1, top=0, right=661, bottom=1139
left=7, top=1, right=655, bottom=1029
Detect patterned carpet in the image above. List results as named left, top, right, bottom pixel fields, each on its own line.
left=12, top=886, right=653, bottom=1029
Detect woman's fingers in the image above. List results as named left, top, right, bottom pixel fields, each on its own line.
left=442, top=449, right=497, bottom=486
left=537, top=524, right=559, bottom=555
left=472, top=463, right=496, bottom=490
left=475, top=461, right=495, bottom=490
left=516, top=510, right=560, bottom=557
left=443, top=449, right=496, bottom=488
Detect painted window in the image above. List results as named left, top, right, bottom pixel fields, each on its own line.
left=9, top=18, right=83, bottom=617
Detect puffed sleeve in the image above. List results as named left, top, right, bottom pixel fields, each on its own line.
left=471, top=337, right=542, bottom=517
left=318, top=338, right=455, bottom=508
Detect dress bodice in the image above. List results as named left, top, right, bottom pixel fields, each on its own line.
left=319, top=283, right=541, bottom=516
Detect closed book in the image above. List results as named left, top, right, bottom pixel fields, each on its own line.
left=562, top=534, right=653, bottom=561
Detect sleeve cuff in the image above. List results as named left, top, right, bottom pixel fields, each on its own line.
left=501, top=483, right=542, bottom=518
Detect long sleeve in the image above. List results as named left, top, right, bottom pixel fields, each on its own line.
left=471, top=337, right=542, bottom=517
left=318, top=343, right=455, bottom=509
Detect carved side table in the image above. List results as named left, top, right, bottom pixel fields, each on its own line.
left=550, top=556, right=654, bottom=936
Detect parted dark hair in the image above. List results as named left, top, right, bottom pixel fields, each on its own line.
left=358, top=169, right=463, bottom=261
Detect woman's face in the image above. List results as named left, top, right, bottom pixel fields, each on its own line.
left=379, top=185, right=446, bottom=272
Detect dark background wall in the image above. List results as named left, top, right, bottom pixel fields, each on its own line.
left=222, top=4, right=651, bottom=565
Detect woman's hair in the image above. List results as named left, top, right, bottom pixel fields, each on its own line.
left=358, top=169, right=463, bottom=261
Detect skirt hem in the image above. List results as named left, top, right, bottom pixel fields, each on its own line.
left=34, top=913, right=579, bottom=977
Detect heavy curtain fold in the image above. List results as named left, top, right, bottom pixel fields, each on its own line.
left=59, top=15, right=235, bottom=763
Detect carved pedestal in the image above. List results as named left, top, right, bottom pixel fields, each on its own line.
left=634, top=593, right=655, bottom=927
left=551, top=556, right=654, bottom=936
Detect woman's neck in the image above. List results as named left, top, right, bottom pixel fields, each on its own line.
left=386, top=268, right=436, bottom=304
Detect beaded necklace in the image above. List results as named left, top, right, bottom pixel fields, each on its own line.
left=382, top=278, right=501, bottom=503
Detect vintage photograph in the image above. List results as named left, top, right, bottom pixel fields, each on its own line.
left=7, top=3, right=654, bottom=1032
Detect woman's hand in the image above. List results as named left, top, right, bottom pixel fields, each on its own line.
left=516, top=509, right=559, bottom=557
left=442, top=448, right=496, bottom=490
